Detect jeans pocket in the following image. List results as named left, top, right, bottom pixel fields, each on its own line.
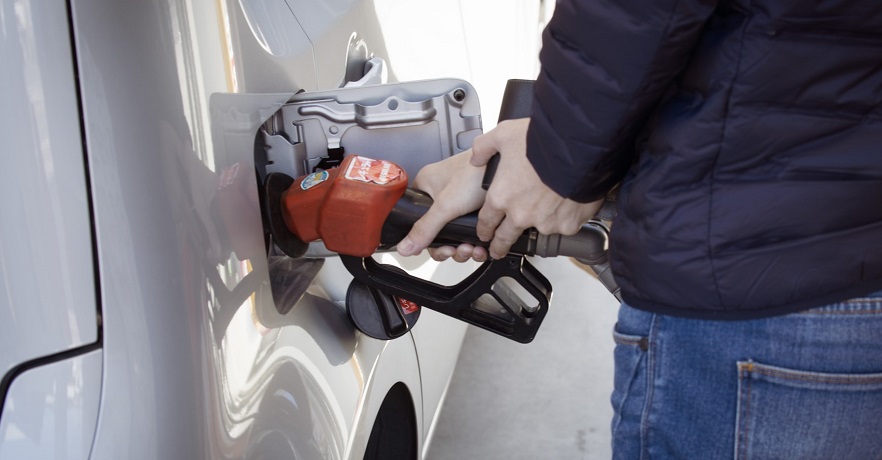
left=735, top=360, right=882, bottom=460
left=611, top=326, right=649, bottom=459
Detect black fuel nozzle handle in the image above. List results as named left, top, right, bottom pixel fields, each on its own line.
left=481, top=153, right=500, bottom=191
left=340, top=251, right=551, bottom=343
left=380, top=188, right=610, bottom=264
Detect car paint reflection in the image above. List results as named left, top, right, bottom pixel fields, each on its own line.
left=202, top=92, right=378, bottom=459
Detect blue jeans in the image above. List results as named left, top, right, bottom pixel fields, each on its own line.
left=611, top=292, right=882, bottom=459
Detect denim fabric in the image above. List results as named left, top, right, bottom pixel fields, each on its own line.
left=611, top=291, right=882, bottom=459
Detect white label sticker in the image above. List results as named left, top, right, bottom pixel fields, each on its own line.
left=300, top=170, right=329, bottom=190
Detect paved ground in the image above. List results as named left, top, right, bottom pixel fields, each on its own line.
left=426, top=257, right=620, bottom=460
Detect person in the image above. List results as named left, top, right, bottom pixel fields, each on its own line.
left=395, top=0, right=882, bottom=458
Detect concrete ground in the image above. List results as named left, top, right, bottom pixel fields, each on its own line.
left=426, top=257, right=620, bottom=460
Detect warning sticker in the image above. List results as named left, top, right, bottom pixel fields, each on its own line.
left=344, top=156, right=402, bottom=185
left=397, top=298, right=419, bottom=315
left=300, top=170, right=329, bottom=190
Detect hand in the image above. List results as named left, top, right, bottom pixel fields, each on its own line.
left=471, top=118, right=603, bottom=259
left=396, top=151, right=489, bottom=262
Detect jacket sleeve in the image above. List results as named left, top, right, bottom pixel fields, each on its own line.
left=527, top=0, right=718, bottom=202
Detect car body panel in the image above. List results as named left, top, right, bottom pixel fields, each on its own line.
left=284, top=0, right=393, bottom=87
left=229, top=0, right=318, bottom=92
left=0, top=351, right=102, bottom=460
left=0, top=0, right=98, bottom=378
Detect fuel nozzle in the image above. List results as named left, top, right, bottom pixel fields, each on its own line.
left=277, top=155, right=409, bottom=258
left=273, top=164, right=611, bottom=265
left=266, top=157, right=611, bottom=343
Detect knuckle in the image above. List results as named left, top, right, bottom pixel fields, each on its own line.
left=494, top=228, right=518, bottom=246
left=472, top=135, right=492, bottom=157
left=498, top=233, right=518, bottom=246
left=506, top=211, right=531, bottom=230
left=429, top=247, right=453, bottom=261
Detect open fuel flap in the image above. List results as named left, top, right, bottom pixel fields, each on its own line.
left=256, top=78, right=482, bottom=256
left=256, top=79, right=481, bottom=191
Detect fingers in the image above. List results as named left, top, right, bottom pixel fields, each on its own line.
left=399, top=119, right=535, bottom=260
left=487, top=217, right=526, bottom=260
left=469, top=135, right=496, bottom=167
left=428, top=246, right=456, bottom=261
left=470, top=124, right=499, bottom=166
left=428, top=244, right=488, bottom=263
left=397, top=205, right=456, bottom=257
left=471, top=245, right=488, bottom=262
left=476, top=201, right=505, bottom=242
left=454, top=245, right=472, bottom=263
left=470, top=118, right=530, bottom=167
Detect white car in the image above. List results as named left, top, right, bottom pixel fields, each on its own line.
left=0, top=0, right=544, bottom=458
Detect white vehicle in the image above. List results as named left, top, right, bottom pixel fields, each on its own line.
left=0, top=0, right=543, bottom=458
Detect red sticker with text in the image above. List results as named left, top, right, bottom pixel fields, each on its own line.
left=344, top=156, right=402, bottom=185
left=397, top=298, right=419, bottom=315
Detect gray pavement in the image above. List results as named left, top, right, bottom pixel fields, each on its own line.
left=426, top=257, right=620, bottom=460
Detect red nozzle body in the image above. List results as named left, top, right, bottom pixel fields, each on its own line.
left=280, top=155, right=408, bottom=257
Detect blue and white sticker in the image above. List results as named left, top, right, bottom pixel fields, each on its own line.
left=300, top=170, right=329, bottom=190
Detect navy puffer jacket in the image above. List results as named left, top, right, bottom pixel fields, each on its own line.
left=528, top=0, right=882, bottom=318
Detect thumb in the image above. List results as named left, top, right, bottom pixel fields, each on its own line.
left=396, top=205, right=453, bottom=256
left=469, top=135, right=497, bottom=167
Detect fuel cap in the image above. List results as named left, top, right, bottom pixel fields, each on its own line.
left=346, top=273, right=421, bottom=340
